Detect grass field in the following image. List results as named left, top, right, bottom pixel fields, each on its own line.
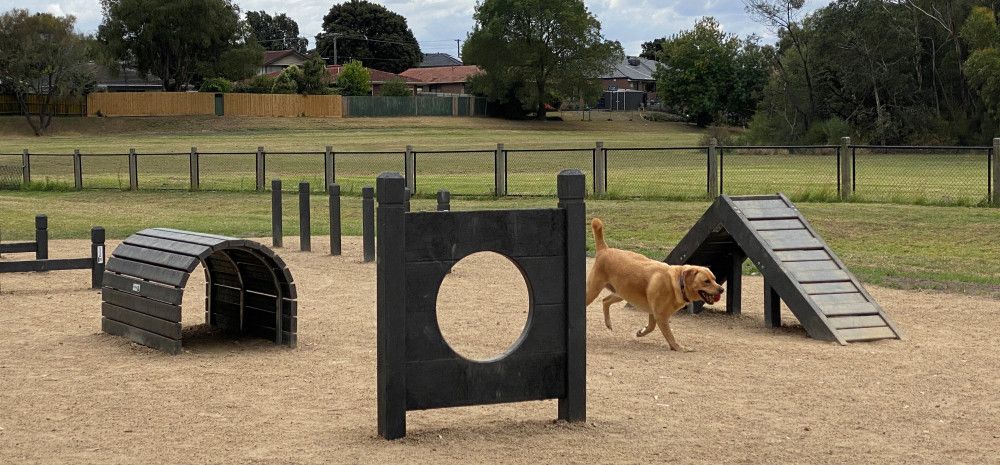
left=1, top=190, right=997, bottom=296
left=0, top=116, right=994, bottom=205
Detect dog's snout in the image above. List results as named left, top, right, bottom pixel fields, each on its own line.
left=718, top=287, right=724, bottom=294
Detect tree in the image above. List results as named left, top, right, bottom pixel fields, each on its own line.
left=653, top=17, right=772, bottom=127
left=268, top=57, right=333, bottom=94
left=336, top=60, right=372, bottom=96
left=961, top=7, right=1000, bottom=126
left=380, top=77, right=412, bottom=96
left=0, top=10, right=94, bottom=136
left=246, top=11, right=307, bottom=53
left=315, top=0, right=422, bottom=73
left=462, top=0, right=623, bottom=120
left=640, top=38, right=666, bottom=60
left=97, top=0, right=260, bottom=91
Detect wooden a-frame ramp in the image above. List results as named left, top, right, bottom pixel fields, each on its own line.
left=666, top=194, right=902, bottom=345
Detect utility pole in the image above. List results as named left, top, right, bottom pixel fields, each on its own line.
left=455, top=39, right=461, bottom=61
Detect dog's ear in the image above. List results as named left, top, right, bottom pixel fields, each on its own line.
left=682, top=267, right=699, bottom=285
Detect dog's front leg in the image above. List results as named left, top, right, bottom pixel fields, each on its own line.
left=602, top=294, right=624, bottom=330
left=656, top=317, right=692, bottom=352
left=636, top=314, right=656, bottom=337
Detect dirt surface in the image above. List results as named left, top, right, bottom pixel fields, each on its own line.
left=1, top=237, right=998, bottom=464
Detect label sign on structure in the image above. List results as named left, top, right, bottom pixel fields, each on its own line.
left=97, top=246, right=105, bottom=264
left=132, top=283, right=141, bottom=293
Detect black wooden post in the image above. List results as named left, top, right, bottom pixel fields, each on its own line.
left=299, top=182, right=311, bottom=252
left=764, top=281, right=781, bottom=327
left=376, top=172, right=407, bottom=440
left=128, top=148, right=138, bottom=191
left=403, top=187, right=411, bottom=212
left=436, top=189, right=450, bottom=211
left=35, top=214, right=48, bottom=260
left=21, top=149, right=30, bottom=185
left=727, top=252, right=743, bottom=315
left=73, top=149, right=83, bottom=190
left=255, top=146, right=266, bottom=192
left=271, top=179, right=282, bottom=247
left=190, top=147, right=200, bottom=191
left=362, top=186, right=375, bottom=262
left=556, top=169, right=587, bottom=423
left=91, top=227, right=105, bottom=289
left=329, top=184, right=341, bottom=256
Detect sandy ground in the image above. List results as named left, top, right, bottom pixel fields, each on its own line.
left=1, top=237, right=998, bottom=465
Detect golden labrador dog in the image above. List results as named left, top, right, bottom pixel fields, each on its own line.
left=586, top=218, right=724, bottom=351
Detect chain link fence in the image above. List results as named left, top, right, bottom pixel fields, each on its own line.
left=136, top=153, right=190, bottom=190
left=26, top=154, right=75, bottom=189
left=413, top=150, right=495, bottom=196
left=0, top=153, right=21, bottom=189
left=605, top=147, right=707, bottom=199
left=851, top=146, right=991, bottom=205
left=720, top=146, right=840, bottom=200
left=199, top=152, right=257, bottom=191
left=505, top=148, right=594, bottom=196
left=81, top=153, right=129, bottom=190
left=332, top=151, right=405, bottom=195
left=267, top=151, right=326, bottom=192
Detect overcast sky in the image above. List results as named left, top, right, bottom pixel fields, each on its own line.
left=10, top=0, right=828, bottom=57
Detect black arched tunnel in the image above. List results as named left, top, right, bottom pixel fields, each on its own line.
left=101, top=228, right=296, bottom=354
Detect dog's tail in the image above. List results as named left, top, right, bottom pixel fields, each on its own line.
left=592, top=218, right=608, bottom=252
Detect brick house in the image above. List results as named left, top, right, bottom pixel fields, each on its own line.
left=600, top=56, right=661, bottom=102
left=324, top=66, right=418, bottom=95
left=399, top=65, right=482, bottom=95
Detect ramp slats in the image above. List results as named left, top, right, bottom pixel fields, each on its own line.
left=784, top=260, right=840, bottom=272
left=819, top=302, right=880, bottom=316
left=740, top=208, right=800, bottom=220
left=802, top=282, right=859, bottom=295
left=828, top=315, right=887, bottom=330
left=840, top=326, right=897, bottom=342
left=750, top=219, right=804, bottom=230
left=776, top=250, right=831, bottom=262
left=811, top=293, right=867, bottom=305
left=792, top=269, right=852, bottom=283
left=734, top=199, right=788, bottom=210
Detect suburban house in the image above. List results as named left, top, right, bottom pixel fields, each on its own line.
left=89, top=63, right=163, bottom=92
left=600, top=56, right=660, bottom=97
left=259, top=50, right=310, bottom=75
left=417, top=53, right=463, bottom=68
left=399, top=65, right=481, bottom=95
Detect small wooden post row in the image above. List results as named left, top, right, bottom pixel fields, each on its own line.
left=270, top=179, right=342, bottom=254
left=35, top=214, right=48, bottom=260
left=436, top=189, right=450, bottom=211
left=299, top=182, right=311, bottom=252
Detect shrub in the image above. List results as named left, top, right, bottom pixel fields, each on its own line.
left=272, top=65, right=303, bottom=94
left=380, top=76, right=412, bottom=97
left=199, top=77, right=233, bottom=93
left=336, top=60, right=372, bottom=96
left=234, top=74, right=276, bottom=93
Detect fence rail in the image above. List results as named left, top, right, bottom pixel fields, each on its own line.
left=1, top=137, right=997, bottom=207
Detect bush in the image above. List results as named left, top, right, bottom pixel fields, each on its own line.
left=272, top=66, right=303, bottom=94
left=234, top=75, right=276, bottom=94
left=336, top=60, right=372, bottom=96
left=199, top=77, right=233, bottom=93
left=380, top=76, right=411, bottom=96
left=698, top=126, right=745, bottom=146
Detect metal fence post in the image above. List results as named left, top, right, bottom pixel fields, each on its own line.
left=128, top=148, right=138, bottom=191
left=362, top=186, right=376, bottom=262
left=840, top=137, right=852, bottom=201
left=324, top=145, right=334, bottom=192
left=494, top=143, right=507, bottom=197
left=22, top=149, right=30, bottom=185
left=299, top=182, right=311, bottom=252
left=256, top=146, right=266, bottom=192
left=73, top=149, right=82, bottom=190
left=189, top=147, right=200, bottom=191
left=329, top=184, right=341, bottom=255
left=35, top=214, right=48, bottom=260
left=992, top=138, right=999, bottom=206
left=437, top=189, right=450, bottom=211
left=594, top=141, right=607, bottom=195
left=91, top=227, right=105, bottom=289
left=405, top=145, right=416, bottom=194
left=707, top=138, right=719, bottom=198
left=271, top=179, right=282, bottom=247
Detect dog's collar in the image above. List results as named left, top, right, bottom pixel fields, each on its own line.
left=679, top=274, right=691, bottom=303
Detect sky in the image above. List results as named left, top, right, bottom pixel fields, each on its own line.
left=8, top=0, right=829, bottom=57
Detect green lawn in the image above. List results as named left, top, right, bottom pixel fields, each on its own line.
left=1, top=190, right=998, bottom=297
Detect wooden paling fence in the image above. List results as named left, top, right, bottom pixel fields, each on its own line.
left=87, top=92, right=215, bottom=117
left=0, top=94, right=87, bottom=116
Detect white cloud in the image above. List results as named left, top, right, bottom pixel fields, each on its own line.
left=3, top=0, right=829, bottom=54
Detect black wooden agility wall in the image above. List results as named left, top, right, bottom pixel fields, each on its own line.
left=376, top=169, right=587, bottom=440
left=101, top=228, right=297, bottom=354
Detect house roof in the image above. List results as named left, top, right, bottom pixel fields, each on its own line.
left=325, top=65, right=416, bottom=84
left=601, top=56, right=660, bottom=82
left=418, top=53, right=463, bottom=68
left=399, top=65, right=481, bottom=84
left=262, top=49, right=309, bottom=66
